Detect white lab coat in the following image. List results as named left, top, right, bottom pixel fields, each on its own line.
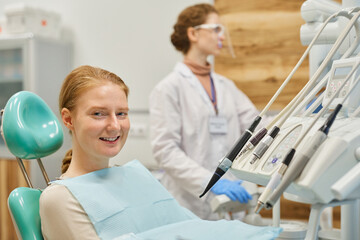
left=149, top=62, right=261, bottom=220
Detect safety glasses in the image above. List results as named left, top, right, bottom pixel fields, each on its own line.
left=193, top=23, right=225, bottom=36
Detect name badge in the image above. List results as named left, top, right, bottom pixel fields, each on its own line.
left=209, top=116, right=228, bottom=134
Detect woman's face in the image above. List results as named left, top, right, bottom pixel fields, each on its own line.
left=64, top=81, right=130, bottom=165
left=194, top=13, right=225, bottom=56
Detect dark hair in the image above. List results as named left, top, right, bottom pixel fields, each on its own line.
left=59, top=65, right=129, bottom=174
left=171, top=3, right=218, bottom=54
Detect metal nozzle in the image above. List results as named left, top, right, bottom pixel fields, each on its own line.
left=319, top=104, right=342, bottom=135
left=199, top=167, right=225, bottom=198
left=200, top=116, right=262, bottom=198
left=250, top=155, right=258, bottom=164
left=255, top=201, right=264, bottom=214
left=238, top=142, right=252, bottom=156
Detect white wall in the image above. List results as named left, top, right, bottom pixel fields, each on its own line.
left=0, top=0, right=212, bottom=170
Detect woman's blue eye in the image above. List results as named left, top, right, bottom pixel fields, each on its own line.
left=94, top=112, right=103, bottom=116
left=117, top=112, right=127, bottom=116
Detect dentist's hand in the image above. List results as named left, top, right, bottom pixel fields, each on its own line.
left=210, top=179, right=252, bottom=203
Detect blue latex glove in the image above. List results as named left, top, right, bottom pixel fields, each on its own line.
left=210, top=179, right=252, bottom=203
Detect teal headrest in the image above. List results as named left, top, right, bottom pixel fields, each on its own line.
left=2, top=91, right=63, bottom=159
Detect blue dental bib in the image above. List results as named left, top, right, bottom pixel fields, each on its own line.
left=54, top=160, right=197, bottom=239
left=55, top=160, right=282, bottom=240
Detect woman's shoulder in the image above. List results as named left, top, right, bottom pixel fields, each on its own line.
left=40, top=183, right=74, bottom=207
left=159, top=65, right=185, bottom=85
left=39, top=182, right=99, bottom=239
left=40, top=182, right=87, bottom=223
left=158, top=62, right=196, bottom=85
left=152, top=64, right=186, bottom=97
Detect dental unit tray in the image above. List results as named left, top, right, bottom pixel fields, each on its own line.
left=230, top=56, right=360, bottom=205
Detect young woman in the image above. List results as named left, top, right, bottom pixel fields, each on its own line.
left=39, top=65, right=129, bottom=239
left=39, top=65, right=281, bottom=239
left=39, top=66, right=197, bottom=239
left=149, top=3, right=264, bottom=220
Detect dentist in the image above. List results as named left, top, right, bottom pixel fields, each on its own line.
left=150, top=3, right=262, bottom=220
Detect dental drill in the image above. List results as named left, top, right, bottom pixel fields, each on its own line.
left=264, top=105, right=341, bottom=210
left=247, top=9, right=360, bottom=165
left=256, top=103, right=342, bottom=213
left=265, top=59, right=360, bottom=210
left=199, top=116, right=262, bottom=198
left=199, top=9, right=360, bottom=199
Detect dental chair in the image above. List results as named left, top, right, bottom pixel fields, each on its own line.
left=1, top=91, right=63, bottom=240
left=1, top=91, right=283, bottom=240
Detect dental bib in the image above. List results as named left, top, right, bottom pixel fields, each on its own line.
left=55, top=160, right=282, bottom=240
left=54, top=160, right=197, bottom=240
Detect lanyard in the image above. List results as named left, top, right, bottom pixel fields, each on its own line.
left=210, top=76, right=218, bottom=115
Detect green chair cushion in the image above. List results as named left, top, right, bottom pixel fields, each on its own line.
left=8, top=187, right=43, bottom=240
left=2, top=91, right=63, bottom=159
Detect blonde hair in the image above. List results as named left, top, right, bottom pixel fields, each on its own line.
left=59, top=65, right=129, bottom=173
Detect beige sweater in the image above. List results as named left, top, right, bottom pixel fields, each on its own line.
left=40, top=181, right=99, bottom=239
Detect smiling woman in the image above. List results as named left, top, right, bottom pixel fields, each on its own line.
left=61, top=79, right=130, bottom=176
left=58, top=66, right=130, bottom=176
left=39, top=65, right=132, bottom=239
left=38, top=65, right=281, bottom=240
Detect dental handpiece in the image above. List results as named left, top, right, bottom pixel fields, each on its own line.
left=256, top=101, right=343, bottom=212
left=250, top=126, right=280, bottom=164
left=255, top=148, right=296, bottom=213
left=239, top=128, right=268, bottom=157
left=265, top=105, right=342, bottom=209
left=199, top=116, right=262, bottom=198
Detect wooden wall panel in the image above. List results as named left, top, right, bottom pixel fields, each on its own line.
left=0, top=158, right=30, bottom=240
left=215, top=0, right=305, bottom=12
left=214, top=0, right=308, bottom=110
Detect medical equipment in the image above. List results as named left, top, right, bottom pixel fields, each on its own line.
left=301, top=0, right=341, bottom=23
left=199, top=115, right=261, bottom=198
left=259, top=102, right=341, bottom=214
left=264, top=55, right=360, bottom=209
left=258, top=54, right=360, bottom=211
left=1, top=91, right=64, bottom=240
left=258, top=103, right=342, bottom=213
left=223, top=21, right=237, bottom=59
left=194, top=24, right=225, bottom=36
left=199, top=2, right=358, bottom=200
left=2, top=91, right=283, bottom=240
left=263, top=55, right=360, bottom=208
left=238, top=127, right=268, bottom=157
left=249, top=126, right=280, bottom=165
left=323, top=57, right=360, bottom=112
left=244, top=5, right=360, bottom=167
left=331, top=160, right=360, bottom=200
left=227, top=2, right=360, bottom=239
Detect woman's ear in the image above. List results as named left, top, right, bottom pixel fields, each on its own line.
left=187, top=27, right=198, bottom=43
left=61, top=108, right=74, bottom=131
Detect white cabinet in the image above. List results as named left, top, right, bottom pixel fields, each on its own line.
left=0, top=33, right=72, bottom=188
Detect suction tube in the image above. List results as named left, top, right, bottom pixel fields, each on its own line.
left=199, top=116, right=262, bottom=198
